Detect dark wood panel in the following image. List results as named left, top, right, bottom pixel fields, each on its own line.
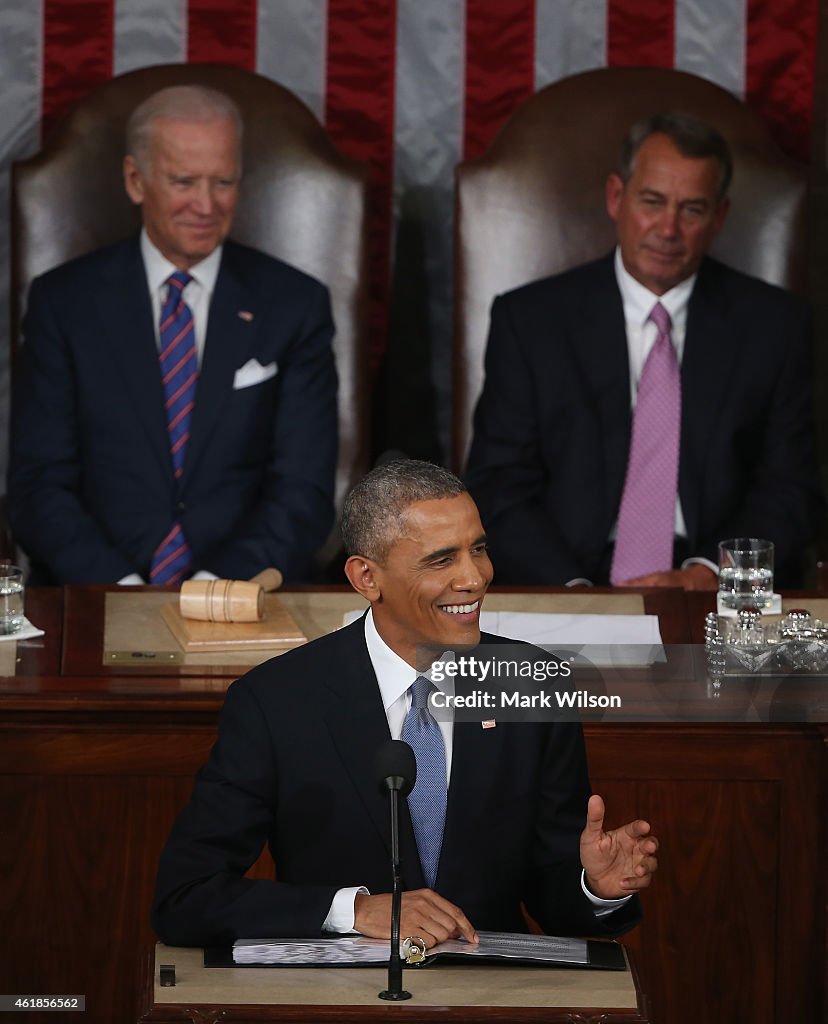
left=588, top=726, right=824, bottom=1024
left=2, top=773, right=192, bottom=1024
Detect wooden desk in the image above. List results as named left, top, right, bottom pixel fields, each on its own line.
left=139, top=943, right=648, bottom=1023
left=1, top=586, right=824, bottom=1024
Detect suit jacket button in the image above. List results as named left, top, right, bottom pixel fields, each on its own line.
left=176, top=501, right=186, bottom=512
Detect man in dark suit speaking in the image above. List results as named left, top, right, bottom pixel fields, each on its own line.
left=8, top=84, right=337, bottom=584
left=152, top=459, right=656, bottom=948
left=465, top=112, right=822, bottom=589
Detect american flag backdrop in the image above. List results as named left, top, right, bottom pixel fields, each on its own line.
left=0, top=0, right=820, bottom=470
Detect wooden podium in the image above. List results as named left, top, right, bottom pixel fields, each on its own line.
left=2, top=585, right=825, bottom=1024
left=138, top=943, right=650, bottom=1023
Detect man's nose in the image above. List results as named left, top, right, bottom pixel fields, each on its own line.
left=189, top=182, right=217, bottom=214
left=655, top=205, right=681, bottom=236
left=451, top=554, right=488, bottom=591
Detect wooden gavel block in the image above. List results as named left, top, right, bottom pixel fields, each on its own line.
left=179, top=568, right=284, bottom=622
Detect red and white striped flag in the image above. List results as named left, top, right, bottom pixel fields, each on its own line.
left=0, top=0, right=818, bottom=463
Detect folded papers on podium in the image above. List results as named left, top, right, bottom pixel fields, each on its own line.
left=204, top=931, right=626, bottom=970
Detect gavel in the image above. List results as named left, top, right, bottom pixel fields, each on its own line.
left=178, top=568, right=284, bottom=622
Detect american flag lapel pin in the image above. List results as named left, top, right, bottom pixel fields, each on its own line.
left=237, top=310, right=254, bottom=322
left=482, top=720, right=496, bottom=729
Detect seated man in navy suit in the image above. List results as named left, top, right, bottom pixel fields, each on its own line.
left=8, top=84, right=337, bottom=584
left=465, top=112, right=822, bottom=589
left=152, top=459, right=657, bottom=948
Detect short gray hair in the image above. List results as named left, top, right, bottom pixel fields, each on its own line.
left=126, top=85, right=243, bottom=172
left=342, top=459, right=467, bottom=562
left=618, top=111, right=733, bottom=200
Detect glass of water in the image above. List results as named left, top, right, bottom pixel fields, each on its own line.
left=0, top=564, right=24, bottom=634
left=718, top=538, right=774, bottom=610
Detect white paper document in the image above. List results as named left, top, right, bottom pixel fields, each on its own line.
left=233, top=936, right=390, bottom=965
left=343, top=609, right=663, bottom=666
left=429, top=931, right=588, bottom=964
left=478, top=611, right=664, bottom=666
left=232, top=931, right=589, bottom=966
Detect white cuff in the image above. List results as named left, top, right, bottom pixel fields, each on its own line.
left=581, top=870, right=633, bottom=918
left=680, top=556, right=718, bottom=575
left=117, top=573, right=145, bottom=585
left=565, top=578, right=594, bottom=588
left=190, top=569, right=219, bottom=581
left=322, top=886, right=369, bottom=933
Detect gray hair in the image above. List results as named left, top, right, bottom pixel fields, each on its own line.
left=342, top=459, right=467, bottom=562
left=126, top=85, right=243, bottom=172
left=618, top=111, right=733, bottom=200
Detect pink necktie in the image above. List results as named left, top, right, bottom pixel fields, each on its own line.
left=610, top=302, right=680, bottom=585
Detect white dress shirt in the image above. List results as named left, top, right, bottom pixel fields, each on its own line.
left=140, top=228, right=222, bottom=365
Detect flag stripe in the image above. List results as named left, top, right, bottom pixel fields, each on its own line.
left=535, top=0, right=607, bottom=90
left=675, top=0, right=745, bottom=99
left=463, top=0, right=536, bottom=161
left=187, top=0, right=257, bottom=68
left=746, top=0, right=818, bottom=162
left=113, top=0, right=186, bottom=75
left=325, top=0, right=397, bottom=370
left=256, top=0, right=327, bottom=121
left=607, top=0, right=674, bottom=68
left=42, top=0, right=114, bottom=133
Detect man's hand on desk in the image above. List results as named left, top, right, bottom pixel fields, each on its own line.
left=616, top=564, right=717, bottom=590
left=354, top=890, right=479, bottom=948
left=580, top=794, right=659, bottom=899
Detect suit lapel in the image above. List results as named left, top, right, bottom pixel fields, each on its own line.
left=321, top=623, right=425, bottom=887
left=95, top=239, right=172, bottom=477
left=183, top=244, right=260, bottom=488
left=570, top=256, right=632, bottom=528
left=679, top=260, right=738, bottom=541
left=439, top=715, right=504, bottom=887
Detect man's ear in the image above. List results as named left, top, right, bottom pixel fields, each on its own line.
left=123, top=155, right=145, bottom=206
left=605, top=172, right=624, bottom=222
left=344, top=555, right=381, bottom=604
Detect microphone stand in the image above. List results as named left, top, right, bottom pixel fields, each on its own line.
left=379, top=785, right=411, bottom=1001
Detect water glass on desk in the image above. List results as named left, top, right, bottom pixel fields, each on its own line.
left=718, top=538, right=774, bottom=610
left=0, top=563, right=24, bottom=634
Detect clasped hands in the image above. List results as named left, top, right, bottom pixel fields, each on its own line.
left=353, top=794, right=658, bottom=947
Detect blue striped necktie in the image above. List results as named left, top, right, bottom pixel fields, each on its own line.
left=150, top=271, right=197, bottom=584
left=401, top=676, right=447, bottom=888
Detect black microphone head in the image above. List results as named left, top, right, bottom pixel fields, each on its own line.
left=375, top=739, right=416, bottom=796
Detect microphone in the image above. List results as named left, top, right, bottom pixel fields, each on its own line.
left=375, top=739, right=416, bottom=1001
left=375, top=738, right=416, bottom=796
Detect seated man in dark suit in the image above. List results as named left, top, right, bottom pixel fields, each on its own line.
left=152, top=459, right=657, bottom=948
left=8, top=84, right=337, bottom=584
left=465, top=112, right=823, bottom=589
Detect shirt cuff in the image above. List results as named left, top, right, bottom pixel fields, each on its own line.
left=117, top=573, right=145, bottom=585
left=581, top=870, right=633, bottom=918
left=322, top=886, right=370, bottom=933
left=190, top=569, right=219, bottom=581
left=565, top=578, right=594, bottom=588
left=680, top=556, right=718, bottom=575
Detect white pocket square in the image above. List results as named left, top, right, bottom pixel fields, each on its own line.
left=233, top=358, right=278, bottom=390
